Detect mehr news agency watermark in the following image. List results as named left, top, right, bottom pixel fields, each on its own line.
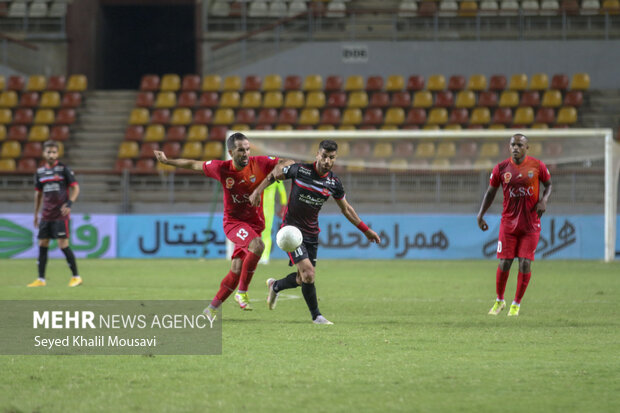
left=0, top=301, right=222, bottom=355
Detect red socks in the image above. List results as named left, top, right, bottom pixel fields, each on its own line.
left=238, top=251, right=261, bottom=292
left=496, top=267, right=510, bottom=301
left=211, top=270, right=240, bottom=307
left=514, top=272, right=532, bottom=304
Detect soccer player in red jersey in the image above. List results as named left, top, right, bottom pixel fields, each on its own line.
left=155, top=133, right=288, bottom=317
left=477, top=133, right=552, bottom=316
left=28, top=140, right=82, bottom=287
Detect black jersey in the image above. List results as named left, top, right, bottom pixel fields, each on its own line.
left=282, top=162, right=345, bottom=237
left=35, top=161, right=77, bottom=220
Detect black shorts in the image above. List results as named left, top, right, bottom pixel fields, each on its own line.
left=288, top=237, right=318, bottom=268
left=38, top=220, right=70, bottom=239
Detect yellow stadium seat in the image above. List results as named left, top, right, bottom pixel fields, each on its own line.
left=338, top=125, right=356, bottom=130
left=557, top=106, right=577, bottom=124
left=385, top=75, right=405, bottom=92
left=263, top=91, right=283, bottom=108
left=129, top=108, right=150, bottom=125
left=436, top=142, right=457, bottom=158
left=318, top=124, right=335, bottom=131
left=467, top=74, right=487, bottom=91
left=381, top=125, right=399, bottom=130
left=66, top=74, right=87, bottom=92
left=299, top=109, right=320, bottom=125
left=388, top=158, right=408, bottom=172
left=284, top=91, right=305, bottom=108
left=347, top=91, right=369, bottom=108
left=514, top=107, right=534, bottom=124
left=118, top=142, right=139, bottom=159
left=154, top=92, right=177, bottom=108
left=220, top=91, right=241, bottom=108
left=0, top=158, right=16, bottom=171
left=344, top=75, right=364, bottom=91
left=488, top=124, right=506, bottom=130
left=0, top=125, right=6, bottom=141
left=455, top=91, right=476, bottom=108
left=531, top=123, right=549, bottom=129
left=528, top=142, right=543, bottom=157
left=0, top=76, right=5, bottom=91
left=0, top=109, right=11, bottom=124
left=303, top=74, right=323, bottom=91
left=0, top=91, right=18, bottom=108
left=529, top=73, right=549, bottom=90
left=373, top=142, right=393, bottom=158
left=26, top=75, right=46, bottom=92
left=499, top=91, right=519, bottom=107
left=223, top=76, right=242, bottom=91
left=479, top=142, right=500, bottom=158
left=508, top=74, right=528, bottom=91
left=470, top=107, right=491, bottom=125
left=570, top=73, right=590, bottom=90
left=144, top=125, right=165, bottom=142
left=541, top=90, right=563, bottom=107
left=384, top=108, right=405, bottom=125
left=305, top=91, right=326, bottom=108
left=459, top=1, right=478, bottom=15
left=213, top=109, right=235, bottom=125
left=345, top=159, right=366, bottom=173
left=444, top=124, right=462, bottom=130
left=40, top=91, right=61, bottom=108
left=1, top=141, right=21, bottom=158
left=170, top=108, right=192, bottom=125
left=28, top=125, right=50, bottom=142
left=161, top=74, right=181, bottom=91
left=187, top=125, right=208, bottom=141
left=275, top=124, right=293, bottom=131
left=241, top=91, right=262, bottom=108
left=34, top=109, right=55, bottom=124
left=427, top=74, right=446, bottom=91
left=262, top=74, right=282, bottom=91
left=413, top=91, right=434, bottom=108
left=473, top=158, right=494, bottom=169
left=431, top=158, right=450, bottom=169
left=203, top=141, right=224, bottom=160
left=427, top=108, right=448, bottom=125
left=202, top=75, right=222, bottom=92
left=181, top=142, right=203, bottom=159
left=342, top=108, right=362, bottom=125
left=415, top=142, right=436, bottom=158
left=230, top=124, right=250, bottom=131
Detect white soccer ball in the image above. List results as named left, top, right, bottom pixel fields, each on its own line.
left=276, top=225, right=303, bottom=252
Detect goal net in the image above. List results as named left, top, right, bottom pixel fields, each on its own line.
left=241, top=129, right=619, bottom=262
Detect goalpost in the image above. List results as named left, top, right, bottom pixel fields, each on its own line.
left=236, top=129, right=619, bottom=262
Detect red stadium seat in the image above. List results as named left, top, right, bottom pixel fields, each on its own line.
left=449, top=108, right=469, bottom=125
left=478, top=91, right=498, bottom=107
left=448, top=75, right=466, bottom=91
left=257, top=108, right=278, bottom=125
left=405, top=108, right=427, bottom=125
left=492, top=108, right=513, bottom=124
left=244, top=75, right=262, bottom=91
left=47, top=75, right=66, bottom=91
left=23, top=142, right=42, bottom=158
left=8, top=125, right=28, bottom=141
left=327, top=92, right=347, bottom=108
left=209, top=126, right=228, bottom=141
left=136, top=92, right=154, bottom=107
left=435, top=91, right=454, bottom=108
left=124, top=125, right=144, bottom=141
left=563, top=91, right=583, bottom=107
left=178, top=92, right=197, bottom=108
left=278, top=108, right=298, bottom=125
left=520, top=91, right=540, bottom=107
left=369, top=92, right=390, bottom=108
left=284, top=75, right=302, bottom=90
left=391, top=91, right=411, bottom=108
left=19, top=92, right=40, bottom=108
left=181, top=75, right=201, bottom=91
left=193, top=109, right=213, bottom=124
left=18, top=158, right=38, bottom=172
left=166, top=126, right=187, bottom=142
left=362, top=108, right=383, bottom=126
left=61, top=92, right=82, bottom=108
left=365, top=76, right=384, bottom=92
left=394, top=141, right=415, bottom=157
left=551, top=74, right=569, bottom=91
left=535, top=108, right=556, bottom=124
left=351, top=141, right=372, bottom=157
left=236, top=108, right=256, bottom=124
left=489, top=75, right=507, bottom=91
left=139, top=142, right=159, bottom=159
left=320, top=108, right=341, bottom=125
left=115, top=159, right=133, bottom=172
left=198, top=92, right=219, bottom=108
left=162, top=142, right=182, bottom=158
left=406, top=75, right=425, bottom=91
left=150, top=109, right=169, bottom=124
left=50, top=126, right=70, bottom=141
left=255, top=124, right=272, bottom=130
left=56, top=109, right=76, bottom=125
left=140, top=75, right=160, bottom=91
left=325, top=75, right=343, bottom=92
left=7, top=76, right=25, bottom=91
left=14, top=109, right=34, bottom=124
left=418, top=1, right=438, bottom=16
left=135, top=158, right=156, bottom=173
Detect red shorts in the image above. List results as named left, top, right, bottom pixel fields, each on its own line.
left=497, top=226, right=539, bottom=260
left=224, top=222, right=262, bottom=260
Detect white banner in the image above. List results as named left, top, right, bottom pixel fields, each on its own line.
left=341, top=44, right=369, bottom=63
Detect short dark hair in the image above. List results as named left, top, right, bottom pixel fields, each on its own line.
left=319, top=139, right=338, bottom=152
left=226, top=132, right=249, bottom=150
left=43, top=140, right=59, bottom=150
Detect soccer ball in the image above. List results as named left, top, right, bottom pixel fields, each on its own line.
left=276, top=225, right=303, bottom=252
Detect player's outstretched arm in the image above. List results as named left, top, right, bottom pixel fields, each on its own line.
left=536, top=179, right=553, bottom=218
left=154, top=150, right=203, bottom=171
left=477, top=185, right=499, bottom=231
left=335, top=198, right=381, bottom=244
left=249, top=159, right=295, bottom=207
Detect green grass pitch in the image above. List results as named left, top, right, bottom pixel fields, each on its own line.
left=1, top=259, right=619, bottom=412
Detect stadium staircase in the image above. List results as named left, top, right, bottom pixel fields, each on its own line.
left=581, top=89, right=620, bottom=129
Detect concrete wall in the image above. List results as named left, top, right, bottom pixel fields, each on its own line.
left=208, top=40, right=620, bottom=89
left=2, top=40, right=67, bottom=76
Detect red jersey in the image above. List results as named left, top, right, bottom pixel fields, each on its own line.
left=490, top=156, right=551, bottom=234
left=202, top=156, right=279, bottom=230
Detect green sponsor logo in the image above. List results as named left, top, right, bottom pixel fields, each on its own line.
left=0, top=219, right=33, bottom=258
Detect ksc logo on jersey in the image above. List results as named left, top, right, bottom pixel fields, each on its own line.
left=249, top=175, right=256, bottom=183
left=225, top=177, right=234, bottom=189
left=528, top=170, right=534, bottom=179
left=503, top=172, right=512, bottom=183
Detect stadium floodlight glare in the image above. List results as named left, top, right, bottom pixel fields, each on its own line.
left=232, top=129, right=619, bottom=262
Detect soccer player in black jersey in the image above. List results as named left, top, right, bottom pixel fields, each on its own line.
left=27, top=140, right=82, bottom=287
left=249, top=139, right=381, bottom=324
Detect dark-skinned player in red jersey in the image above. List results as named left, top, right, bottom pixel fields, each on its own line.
left=477, top=133, right=552, bottom=317
left=28, top=140, right=82, bottom=287
left=155, top=132, right=291, bottom=319
left=249, top=139, right=381, bottom=325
